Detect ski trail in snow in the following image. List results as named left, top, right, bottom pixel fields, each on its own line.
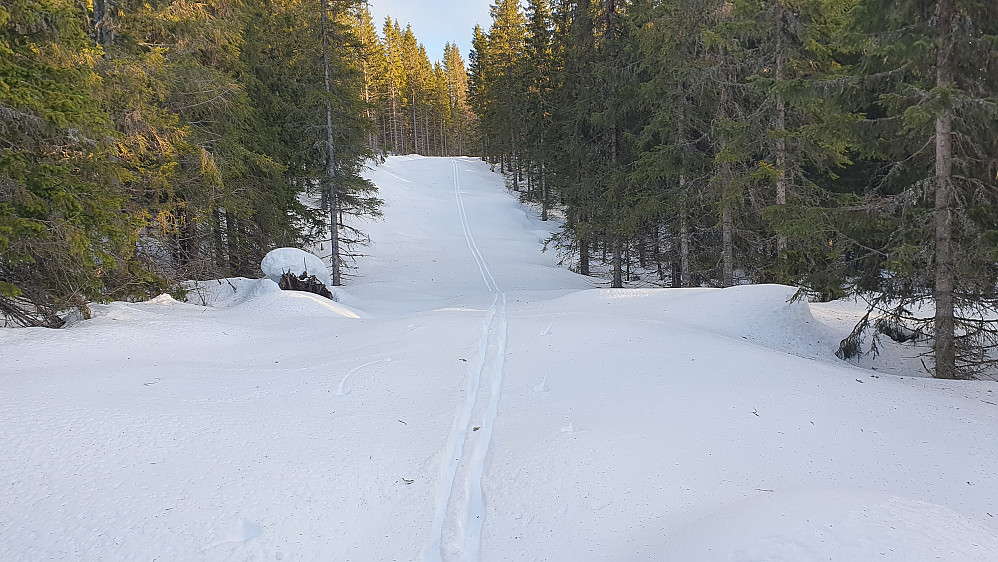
left=335, top=358, right=393, bottom=396
left=453, top=159, right=498, bottom=292
left=426, top=294, right=498, bottom=562
left=425, top=159, right=508, bottom=562
left=464, top=292, right=508, bottom=561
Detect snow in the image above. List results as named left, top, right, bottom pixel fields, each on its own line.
left=2, top=155, right=997, bottom=561
left=260, top=247, right=332, bottom=289
left=665, top=488, right=998, bottom=561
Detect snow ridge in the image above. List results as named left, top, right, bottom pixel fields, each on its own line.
left=425, top=159, right=509, bottom=562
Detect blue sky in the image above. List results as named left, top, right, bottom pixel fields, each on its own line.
left=368, top=1, right=494, bottom=63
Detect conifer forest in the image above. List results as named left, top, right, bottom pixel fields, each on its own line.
left=2, top=0, right=997, bottom=379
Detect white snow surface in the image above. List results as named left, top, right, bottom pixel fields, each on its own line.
left=2, top=155, right=997, bottom=561
left=261, top=247, right=332, bottom=288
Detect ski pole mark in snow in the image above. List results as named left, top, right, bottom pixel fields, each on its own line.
left=426, top=159, right=509, bottom=562
left=533, top=376, right=549, bottom=393
left=335, top=358, right=393, bottom=396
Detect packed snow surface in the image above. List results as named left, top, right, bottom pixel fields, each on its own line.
left=2, top=155, right=996, bottom=561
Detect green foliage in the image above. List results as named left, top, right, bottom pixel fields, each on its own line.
left=1, top=0, right=384, bottom=326
left=469, top=0, right=997, bottom=377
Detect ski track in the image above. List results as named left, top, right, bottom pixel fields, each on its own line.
left=335, top=358, right=392, bottom=396
left=453, top=159, right=498, bottom=293
left=426, top=159, right=509, bottom=562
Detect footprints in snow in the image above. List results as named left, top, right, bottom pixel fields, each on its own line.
left=531, top=324, right=581, bottom=435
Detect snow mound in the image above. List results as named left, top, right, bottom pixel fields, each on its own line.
left=183, top=277, right=364, bottom=318
left=230, top=289, right=366, bottom=319
left=184, top=277, right=282, bottom=309
left=550, top=284, right=836, bottom=361
left=261, top=247, right=332, bottom=288
left=664, top=488, right=998, bottom=562
left=662, top=284, right=835, bottom=359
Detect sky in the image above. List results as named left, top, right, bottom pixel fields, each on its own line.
left=368, top=0, right=493, bottom=63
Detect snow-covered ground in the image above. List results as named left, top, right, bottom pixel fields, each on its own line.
left=2, top=155, right=996, bottom=561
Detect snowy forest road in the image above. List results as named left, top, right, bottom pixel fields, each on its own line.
left=425, top=159, right=509, bottom=562
left=2, top=156, right=997, bottom=561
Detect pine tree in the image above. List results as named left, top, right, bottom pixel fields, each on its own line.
left=1, top=0, right=167, bottom=326
left=443, top=42, right=474, bottom=156
left=841, top=0, right=998, bottom=378
left=353, top=3, right=388, bottom=153
left=486, top=0, right=528, bottom=181
left=522, top=0, right=555, bottom=219
left=468, top=24, right=494, bottom=160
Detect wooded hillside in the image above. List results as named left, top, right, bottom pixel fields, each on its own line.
left=468, top=0, right=997, bottom=379
left=1, top=0, right=472, bottom=327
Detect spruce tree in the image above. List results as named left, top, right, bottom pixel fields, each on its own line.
left=843, top=0, right=998, bottom=378
left=1, top=0, right=165, bottom=326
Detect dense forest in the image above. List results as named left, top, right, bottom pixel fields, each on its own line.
left=468, top=0, right=997, bottom=379
left=0, top=0, right=473, bottom=328
left=3, top=0, right=996, bottom=379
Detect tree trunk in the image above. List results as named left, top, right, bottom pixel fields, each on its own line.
left=412, top=91, right=418, bottom=155
left=526, top=161, right=534, bottom=196
left=611, top=239, right=624, bottom=288
left=679, top=178, right=691, bottom=288
left=510, top=148, right=520, bottom=192
left=320, top=0, right=340, bottom=286
left=718, top=67, right=735, bottom=288
left=540, top=161, right=549, bottom=221
left=722, top=194, right=734, bottom=287
left=92, top=0, right=113, bottom=46
left=390, top=92, right=399, bottom=153
left=579, top=236, right=590, bottom=276
left=774, top=1, right=788, bottom=255
left=933, top=0, right=956, bottom=378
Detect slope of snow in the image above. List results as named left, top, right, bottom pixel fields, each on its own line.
left=664, top=488, right=998, bottom=561
left=2, top=155, right=996, bottom=561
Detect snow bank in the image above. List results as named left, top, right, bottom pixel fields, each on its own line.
left=229, top=289, right=366, bottom=319
left=547, top=284, right=837, bottom=361
left=185, top=277, right=281, bottom=308
left=261, top=247, right=332, bottom=288
left=183, top=277, right=364, bottom=318
left=664, top=488, right=998, bottom=561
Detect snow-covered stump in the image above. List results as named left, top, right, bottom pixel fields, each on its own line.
left=261, top=248, right=335, bottom=300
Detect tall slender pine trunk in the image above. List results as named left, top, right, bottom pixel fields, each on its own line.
left=718, top=74, right=735, bottom=288
left=540, top=161, right=549, bottom=221
left=680, top=181, right=691, bottom=288
left=412, top=91, right=418, bottom=154
left=611, top=238, right=623, bottom=288
left=774, top=1, right=788, bottom=255
left=320, top=0, right=340, bottom=286
left=933, top=0, right=956, bottom=378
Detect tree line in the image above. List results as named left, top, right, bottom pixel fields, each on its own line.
left=1, top=0, right=469, bottom=328
left=357, top=11, right=476, bottom=157
left=469, top=0, right=997, bottom=379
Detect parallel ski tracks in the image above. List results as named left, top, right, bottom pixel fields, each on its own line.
left=425, top=160, right=509, bottom=562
